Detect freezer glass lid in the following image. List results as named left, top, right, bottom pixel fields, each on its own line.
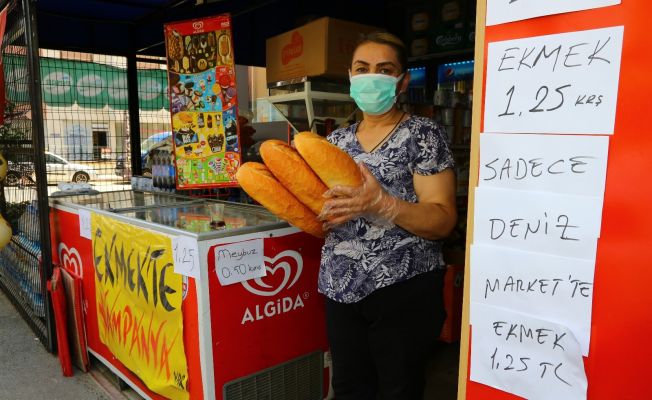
left=119, top=202, right=280, bottom=233
left=58, top=190, right=200, bottom=211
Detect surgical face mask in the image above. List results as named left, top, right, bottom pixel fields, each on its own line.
left=349, top=73, right=404, bottom=115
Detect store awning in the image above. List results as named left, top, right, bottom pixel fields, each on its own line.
left=34, top=0, right=392, bottom=67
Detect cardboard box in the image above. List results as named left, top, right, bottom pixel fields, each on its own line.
left=266, top=17, right=379, bottom=83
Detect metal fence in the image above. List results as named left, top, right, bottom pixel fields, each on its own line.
left=0, top=0, right=172, bottom=351
left=0, top=0, right=54, bottom=350
left=37, top=52, right=170, bottom=188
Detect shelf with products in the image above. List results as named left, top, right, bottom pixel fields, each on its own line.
left=263, top=79, right=357, bottom=136
left=404, top=58, right=474, bottom=260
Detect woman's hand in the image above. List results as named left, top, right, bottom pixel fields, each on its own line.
left=318, top=163, right=400, bottom=230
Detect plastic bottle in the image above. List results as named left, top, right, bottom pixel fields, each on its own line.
left=153, top=154, right=161, bottom=188
left=169, top=153, right=176, bottom=190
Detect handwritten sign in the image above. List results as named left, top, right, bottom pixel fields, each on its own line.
left=480, top=133, right=609, bottom=196
left=172, top=236, right=200, bottom=280
left=487, top=0, right=621, bottom=26
left=78, top=209, right=91, bottom=239
left=91, top=214, right=189, bottom=400
left=473, top=186, right=602, bottom=259
left=470, top=302, right=588, bottom=400
left=471, top=244, right=594, bottom=355
left=484, top=26, right=624, bottom=134
left=215, top=238, right=266, bottom=286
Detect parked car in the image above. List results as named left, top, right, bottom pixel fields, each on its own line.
left=115, top=131, right=172, bottom=178
left=3, top=151, right=98, bottom=185
left=40, top=152, right=98, bottom=183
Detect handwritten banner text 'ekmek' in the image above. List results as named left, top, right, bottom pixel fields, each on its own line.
left=471, top=302, right=588, bottom=400
left=485, top=26, right=623, bottom=135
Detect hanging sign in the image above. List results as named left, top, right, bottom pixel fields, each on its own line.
left=164, top=14, right=241, bottom=188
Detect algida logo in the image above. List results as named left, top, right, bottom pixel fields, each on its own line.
left=240, top=250, right=307, bottom=324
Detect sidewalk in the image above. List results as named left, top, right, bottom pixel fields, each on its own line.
left=0, top=289, right=126, bottom=400
left=1, top=282, right=457, bottom=400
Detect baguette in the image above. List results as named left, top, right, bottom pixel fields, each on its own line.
left=260, top=140, right=327, bottom=215
left=236, top=162, right=325, bottom=238
left=294, top=131, right=362, bottom=188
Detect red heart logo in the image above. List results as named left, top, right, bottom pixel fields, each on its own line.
left=59, top=242, right=83, bottom=278
left=241, top=250, right=303, bottom=296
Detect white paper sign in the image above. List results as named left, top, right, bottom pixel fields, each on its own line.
left=470, top=302, right=588, bottom=400
left=484, top=26, right=624, bottom=134
left=79, top=209, right=91, bottom=239
left=480, top=133, right=609, bottom=196
left=487, top=0, right=621, bottom=26
left=172, top=235, right=200, bottom=280
left=471, top=244, right=594, bottom=355
left=473, top=187, right=602, bottom=259
left=215, top=238, right=266, bottom=286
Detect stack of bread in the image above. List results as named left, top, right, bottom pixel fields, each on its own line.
left=235, top=132, right=362, bottom=238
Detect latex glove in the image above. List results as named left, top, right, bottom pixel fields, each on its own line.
left=318, top=163, right=401, bottom=230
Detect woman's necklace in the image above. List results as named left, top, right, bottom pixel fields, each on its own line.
left=359, top=111, right=406, bottom=153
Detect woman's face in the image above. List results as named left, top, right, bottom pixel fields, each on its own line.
left=351, top=42, right=402, bottom=77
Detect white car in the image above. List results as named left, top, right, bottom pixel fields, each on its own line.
left=38, top=152, right=99, bottom=183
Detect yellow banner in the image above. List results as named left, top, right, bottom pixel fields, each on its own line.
left=91, top=214, right=189, bottom=400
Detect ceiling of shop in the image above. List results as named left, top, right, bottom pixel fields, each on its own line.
left=35, top=0, right=402, bottom=66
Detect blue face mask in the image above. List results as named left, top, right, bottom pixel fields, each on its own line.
left=349, top=73, right=404, bottom=115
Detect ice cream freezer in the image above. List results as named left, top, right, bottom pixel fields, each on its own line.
left=49, top=190, right=330, bottom=400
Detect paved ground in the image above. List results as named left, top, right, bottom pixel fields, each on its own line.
left=424, top=342, right=460, bottom=400
left=0, top=290, right=118, bottom=400
left=0, top=286, right=458, bottom=400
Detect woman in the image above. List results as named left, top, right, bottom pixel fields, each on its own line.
left=317, top=32, right=458, bottom=400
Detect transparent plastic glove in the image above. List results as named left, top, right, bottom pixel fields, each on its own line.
left=318, top=163, right=401, bottom=230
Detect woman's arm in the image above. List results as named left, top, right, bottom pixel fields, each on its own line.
left=392, top=168, right=457, bottom=240
left=320, top=164, right=457, bottom=241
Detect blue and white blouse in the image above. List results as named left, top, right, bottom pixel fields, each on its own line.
left=318, top=115, right=455, bottom=303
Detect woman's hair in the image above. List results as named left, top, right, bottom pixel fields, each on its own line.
left=353, top=31, right=408, bottom=72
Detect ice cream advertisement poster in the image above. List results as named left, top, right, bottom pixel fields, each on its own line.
left=165, top=14, right=241, bottom=188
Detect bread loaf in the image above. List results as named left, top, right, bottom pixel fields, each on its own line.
left=260, top=140, right=327, bottom=215
left=294, top=132, right=362, bottom=188
left=236, top=162, right=325, bottom=238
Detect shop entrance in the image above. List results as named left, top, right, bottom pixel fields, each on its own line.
left=92, top=129, right=107, bottom=160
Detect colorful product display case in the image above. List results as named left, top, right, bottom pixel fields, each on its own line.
left=165, top=14, right=241, bottom=188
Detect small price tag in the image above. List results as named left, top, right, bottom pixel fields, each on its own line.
left=215, top=238, right=265, bottom=286
left=79, top=209, right=91, bottom=239
left=172, top=236, right=200, bottom=280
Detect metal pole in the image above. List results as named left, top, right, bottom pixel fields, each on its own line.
left=127, top=53, right=142, bottom=176
left=21, top=0, right=55, bottom=352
